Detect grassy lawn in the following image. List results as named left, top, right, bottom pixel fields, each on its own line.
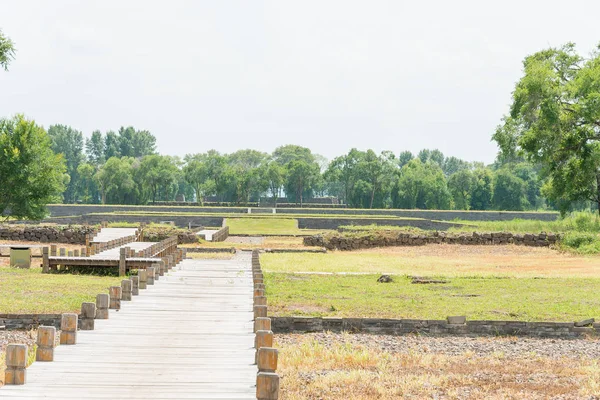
left=261, top=245, right=600, bottom=277
left=266, top=273, right=600, bottom=321
left=276, top=334, right=600, bottom=399
left=227, top=218, right=323, bottom=235
left=0, top=266, right=122, bottom=314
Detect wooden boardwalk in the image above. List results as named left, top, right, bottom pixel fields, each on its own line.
left=1, top=252, right=257, bottom=399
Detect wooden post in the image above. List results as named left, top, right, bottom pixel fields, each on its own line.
left=121, top=279, right=132, bottom=301
left=147, top=267, right=155, bottom=285
left=80, top=302, right=96, bottom=330
left=131, top=275, right=139, bottom=295
left=152, top=263, right=160, bottom=281
left=50, top=244, right=57, bottom=257
left=42, top=247, right=49, bottom=273
left=95, top=294, right=109, bottom=319
left=256, top=372, right=279, bottom=400
left=254, top=317, right=271, bottom=333
left=254, top=288, right=265, bottom=298
left=4, top=344, right=28, bottom=385
left=255, top=330, right=273, bottom=350
left=119, top=247, right=127, bottom=277
left=159, top=259, right=167, bottom=276
left=139, top=269, right=148, bottom=289
left=254, top=305, right=268, bottom=319
left=109, top=286, right=122, bottom=310
left=36, top=326, right=56, bottom=361
left=60, top=313, right=78, bottom=345
left=257, top=347, right=278, bottom=372
left=254, top=296, right=267, bottom=306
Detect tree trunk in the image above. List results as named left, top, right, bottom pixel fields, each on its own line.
left=369, top=187, right=375, bottom=209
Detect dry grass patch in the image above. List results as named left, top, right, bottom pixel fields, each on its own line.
left=276, top=334, right=600, bottom=399
left=263, top=244, right=600, bottom=277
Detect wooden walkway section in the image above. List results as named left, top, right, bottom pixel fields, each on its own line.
left=1, top=252, right=257, bottom=399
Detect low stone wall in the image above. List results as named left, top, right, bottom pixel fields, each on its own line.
left=271, top=317, right=598, bottom=338
left=297, top=218, right=465, bottom=231
left=282, top=208, right=559, bottom=221
left=46, top=204, right=248, bottom=217
left=0, top=314, right=62, bottom=330
left=211, top=226, right=230, bottom=242
left=304, top=231, right=559, bottom=250
left=42, top=214, right=225, bottom=229
left=0, top=226, right=96, bottom=245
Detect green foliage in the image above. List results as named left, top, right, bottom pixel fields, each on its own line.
left=0, top=29, right=16, bottom=71
left=492, top=169, right=528, bottom=211
left=495, top=43, right=600, bottom=212
left=0, top=115, right=66, bottom=220
left=470, top=167, right=494, bottom=210
left=394, top=159, right=451, bottom=209
left=48, top=124, right=84, bottom=203
left=95, top=156, right=137, bottom=204
left=137, top=155, right=179, bottom=202
left=448, top=169, right=476, bottom=210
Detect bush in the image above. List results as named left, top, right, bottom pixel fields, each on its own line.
left=560, top=232, right=600, bottom=254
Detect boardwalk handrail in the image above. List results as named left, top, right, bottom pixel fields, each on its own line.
left=43, top=235, right=181, bottom=275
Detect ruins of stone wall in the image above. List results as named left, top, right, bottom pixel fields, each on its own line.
left=271, top=317, right=598, bottom=339
left=0, top=226, right=96, bottom=245
left=304, top=231, right=560, bottom=250
left=211, top=226, right=230, bottom=242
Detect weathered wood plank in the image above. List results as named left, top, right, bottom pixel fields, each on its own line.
left=0, top=253, right=257, bottom=399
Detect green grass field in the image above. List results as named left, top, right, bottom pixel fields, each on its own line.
left=0, top=266, right=122, bottom=314
left=266, top=272, right=600, bottom=321
left=226, top=218, right=323, bottom=235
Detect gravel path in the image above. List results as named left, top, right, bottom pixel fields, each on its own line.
left=277, top=332, right=600, bottom=359
left=225, top=236, right=264, bottom=244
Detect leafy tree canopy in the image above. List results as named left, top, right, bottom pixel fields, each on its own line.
left=0, top=115, right=66, bottom=219
left=494, top=43, right=600, bottom=212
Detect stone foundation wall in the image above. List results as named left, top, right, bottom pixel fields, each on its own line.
left=41, top=214, right=225, bottom=229
left=0, top=314, right=62, bottom=330
left=211, top=226, right=230, bottom=242
left=298, top=218, right=465, bottom=231
left=0, top=226, right=96, bottom=245
left=304, top=231, right=559, bottom=250
left=271, top=317, right=598, bottom=338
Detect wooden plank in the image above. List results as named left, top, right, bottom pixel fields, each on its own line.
left=0, top=253, right=257, bottom=399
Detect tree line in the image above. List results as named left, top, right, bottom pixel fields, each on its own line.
left=20, top=122, right=553, bottom=212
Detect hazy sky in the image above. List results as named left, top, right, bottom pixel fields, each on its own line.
left=1, top=1, right=599, bottom=163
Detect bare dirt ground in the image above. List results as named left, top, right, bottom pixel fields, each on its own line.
left=276, top=333, right=600, bottom=399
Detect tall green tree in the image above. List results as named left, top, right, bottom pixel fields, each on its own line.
left=470, top=167, right=494, bottom=210
left=104, top=131, right=120, bottom=159
left=286, top=160, right=320, bottom=206
left=394, top=159, right=451, bottom=209
left=95, top=157, right=137, bottom=204
left=494, top=43, right=600, bottom=213
left=0, top=115, right=66, bottom=219
left=138, top=155, right=179, bottom=203
left=0, top=29, right=15, bottom=71
left=86, top=130, right=105, bottom=166
left=448, top=169, right=476, bottom=210
left=48, top=124, right=84, bottom=203
left=492, top=169, right=528, bottom=211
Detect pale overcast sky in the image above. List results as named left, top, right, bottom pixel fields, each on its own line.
left=1, top=0, right=599, bottom=163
